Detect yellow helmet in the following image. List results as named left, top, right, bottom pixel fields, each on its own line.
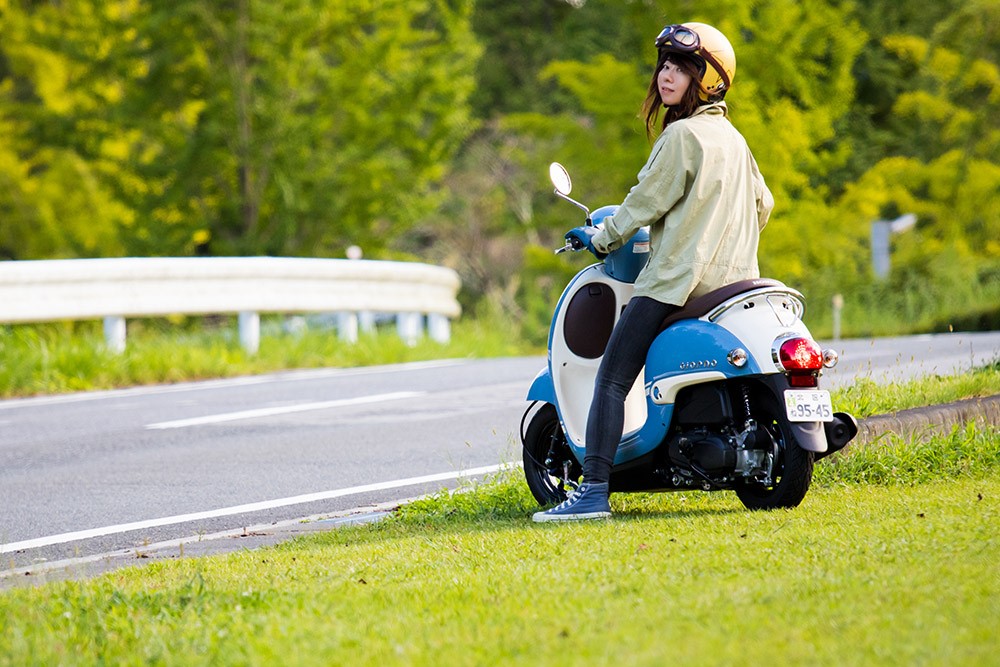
left=655, top=22, right=736, bottom=101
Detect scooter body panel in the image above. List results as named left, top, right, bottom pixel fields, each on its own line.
left=526, top=367, right=556, bottom=405
left=535, top=269, right=828, bottom=467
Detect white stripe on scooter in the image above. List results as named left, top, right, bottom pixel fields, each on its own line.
left=145, top=391, right=425, bottom=429
left=0, top=463, right=516, bottom=554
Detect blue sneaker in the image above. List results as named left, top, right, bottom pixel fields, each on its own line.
left=532, top=482, right=611, bottom=522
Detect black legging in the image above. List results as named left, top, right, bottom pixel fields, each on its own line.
left=582, top=296, right=680, bottom=484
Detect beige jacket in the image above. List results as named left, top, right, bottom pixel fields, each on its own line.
left=592, top=102, right=773, bottom=306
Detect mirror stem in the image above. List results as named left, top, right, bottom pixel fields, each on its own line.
left=554, top=190, right=591, bottom=219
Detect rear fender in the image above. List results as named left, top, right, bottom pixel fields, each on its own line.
left=787, top=421, right=828, bottom=453
left=757, top=375, right=829, bottom=453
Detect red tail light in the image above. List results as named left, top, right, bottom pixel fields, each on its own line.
left=775, top=337, right=823, bottom=371
left=773, top=336, right=823, bottom=387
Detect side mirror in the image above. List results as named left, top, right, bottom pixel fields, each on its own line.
left=549, top=162, right=572, bottom=196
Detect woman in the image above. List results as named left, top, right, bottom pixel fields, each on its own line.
left=534, top=22, right=773, bottom=522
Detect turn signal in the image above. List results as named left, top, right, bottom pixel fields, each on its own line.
left=727, top=347, right=748, bottom=368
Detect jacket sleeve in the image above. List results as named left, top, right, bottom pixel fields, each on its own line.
left=591, top=129, right=691, bottom=254
left=751, top=152, right=773, bottom=230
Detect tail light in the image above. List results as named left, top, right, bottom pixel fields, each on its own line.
left=773, top=336, right=823, bottom=387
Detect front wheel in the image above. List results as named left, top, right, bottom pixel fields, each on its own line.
left=521, top=403, right=581, bottom=507
left=734, top=415, right=814, bottom=511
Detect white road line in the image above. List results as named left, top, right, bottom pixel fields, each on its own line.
left=145, top=391, right=425, bottom=429
left=0, top=463, right=516, bottom=554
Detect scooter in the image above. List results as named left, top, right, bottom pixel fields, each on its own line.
left=520, top=163, right=858, bottom=511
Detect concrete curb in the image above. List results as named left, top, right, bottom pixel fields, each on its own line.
left=854, top=394, right=1000, bottom=446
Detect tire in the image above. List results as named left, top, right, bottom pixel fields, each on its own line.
left=734, top=409, right=814, bottom=511
left=521, top=403, right=582, bottom=507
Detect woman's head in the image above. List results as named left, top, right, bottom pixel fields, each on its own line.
left=641, top=22, right=736, bottom=138
left=642, top=52, right=705, bottom=135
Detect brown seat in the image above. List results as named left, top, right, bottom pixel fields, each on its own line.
left=658, top=278, right=787, bottom=332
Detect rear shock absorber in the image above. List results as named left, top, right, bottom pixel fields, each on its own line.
left=737, top=383, right=758, bottom=448
left=740, top=383, right=752, bottom=423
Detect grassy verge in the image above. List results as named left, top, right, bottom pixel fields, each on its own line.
left=0, top=312, right=538, bottom=398
left=2, top=425, right=998, bottom=665
left=831, top=360, right=1000, bottom=418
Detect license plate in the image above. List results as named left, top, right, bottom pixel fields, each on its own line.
left=784, top=389, right=834, bottom=422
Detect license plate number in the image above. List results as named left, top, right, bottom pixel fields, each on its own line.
left=784, top=390, right=834, bottom=422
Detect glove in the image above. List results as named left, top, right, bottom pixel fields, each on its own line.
left=565, top=226, right=607, bottom=259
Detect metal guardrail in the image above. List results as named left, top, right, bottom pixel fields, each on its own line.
left=0, top=257, right=462, bottom=352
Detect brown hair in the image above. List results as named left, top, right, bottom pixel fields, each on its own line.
left=641, top=52, right=710, bottom=140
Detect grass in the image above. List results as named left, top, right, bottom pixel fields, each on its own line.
left=831, top=360, right=1000, bottom=418
left=0, top=311, right=536, bottom=398
left=1, top=425, right=998, bottom=665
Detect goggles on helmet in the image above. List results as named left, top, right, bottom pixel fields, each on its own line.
left=655, top=25, right=700, bottom=51
left=654, top=24, right=731, bottom=92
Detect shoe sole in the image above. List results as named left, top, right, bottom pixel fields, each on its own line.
left=532, top=511, right=611, bottom=523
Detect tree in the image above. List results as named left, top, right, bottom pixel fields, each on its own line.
left=0, top=0, right=481, bottom=259
left=0, top=0, right=135, bottom=259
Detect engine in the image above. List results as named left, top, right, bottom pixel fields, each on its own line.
left=669, top=430, right=735, bottom=474
left=665, top=426, right=776, bottom=489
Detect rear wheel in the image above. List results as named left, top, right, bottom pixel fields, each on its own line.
left=521, top=404, right=581, bottom=506
left=734, top=410, right=814, bottom=510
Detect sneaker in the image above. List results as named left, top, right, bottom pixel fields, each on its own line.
left=532, top=482, right=611, bottom=522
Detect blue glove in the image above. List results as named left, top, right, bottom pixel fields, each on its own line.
left=565, top=226, right=607, bottom=259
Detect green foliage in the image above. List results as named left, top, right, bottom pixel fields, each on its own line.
left=0, top=0, right=480, bottom=259
left=453, top=0, right=1000, bottom=342
left=1, top=0, right=999, bottom=342
left=0, top=1, right=134, bottom=259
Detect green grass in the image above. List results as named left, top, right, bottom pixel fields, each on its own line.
left=2, top=427, right=998, bottom=665
left=0, top=311, right=537, bottom=398
left=831, top=360, right=1000, bottom=418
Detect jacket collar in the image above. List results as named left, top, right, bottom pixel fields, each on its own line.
left=692, top=101, right=728, bottom=118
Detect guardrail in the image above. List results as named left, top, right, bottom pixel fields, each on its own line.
left=0, top=257, right=461, bottom=353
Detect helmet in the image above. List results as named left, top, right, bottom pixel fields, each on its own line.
left=655, top=22, right=736, bottom=101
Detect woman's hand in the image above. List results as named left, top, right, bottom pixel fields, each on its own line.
left=565, top=226, right=607, bottom=259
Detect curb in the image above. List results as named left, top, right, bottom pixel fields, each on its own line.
left=854, top=394, right=1000, bottom=446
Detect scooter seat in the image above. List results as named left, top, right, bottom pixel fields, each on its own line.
left=658, top=278, right=787, bottom=332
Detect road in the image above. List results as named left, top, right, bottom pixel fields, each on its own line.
left=2, top=331, right=999, bottom=571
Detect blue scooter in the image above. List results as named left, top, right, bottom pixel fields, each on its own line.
left=521, top=163, right=858, bottom=510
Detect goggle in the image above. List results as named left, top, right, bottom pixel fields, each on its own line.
left=654, top=24, right=731, bottom=91
left=654, top=25, right=701, bottom=51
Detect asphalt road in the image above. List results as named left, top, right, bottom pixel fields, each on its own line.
left=2, top=331, right=999, bottom=573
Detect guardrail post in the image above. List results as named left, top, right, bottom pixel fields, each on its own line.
left=358, top=311, right=375, bottom=334
left=832, top=294, right=844, bottom=342
left=337, top=312, right=359, bottom=343
left=396, top=312, right=422, bottom=347
left=427, top=313, right=451, bottom=344
left=239, top=311, right=260, bottom=354
left=103, top=316, right=126, bottom=353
